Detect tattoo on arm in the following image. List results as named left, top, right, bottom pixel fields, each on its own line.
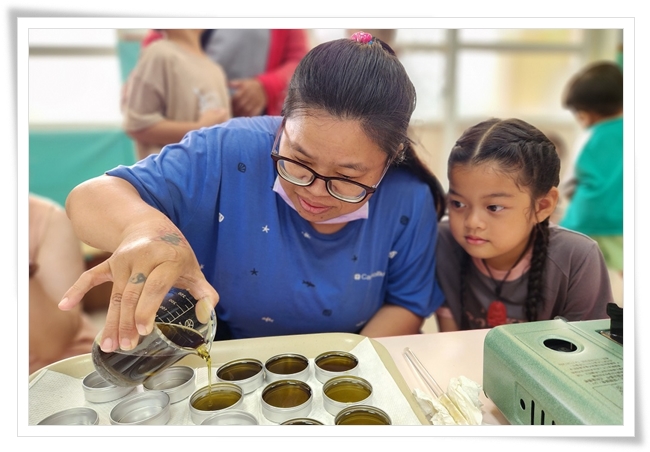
left=158, top=232, right=184, bottom=246
left=129, top=273, right=147, bottom=284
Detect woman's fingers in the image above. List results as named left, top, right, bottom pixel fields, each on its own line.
left=58, top=261, right=113, bottom=311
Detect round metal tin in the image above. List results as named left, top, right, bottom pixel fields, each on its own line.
left=109, top=390, right=171, bottom=425
left=216, top=358, right=265, bottom=394
left=143, top=365, right=196, bottom=403
left=200, top=410, right=259, bottom=425
left=82, top=370, right=135, bottom=403
left=281, top=417, right=324, bottom=425
left=37, top=407, right=99, bottom=425
left=188, top=382, right=244, bottom=425
left=322, top=375, right=373, bottom=416
left=261, top=379, right=313, bottom=424
left=314, top=351, right=359, bottom=384
left=334, top=404, right=392, bottom=425
left=264, top=353, right=310, bottom=383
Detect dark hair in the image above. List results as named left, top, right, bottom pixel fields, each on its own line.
left=450, top=118, right=560, bottom=323
left=562, top=61, right=623, bottom=116
left=282, top=36, right=445, bottom=219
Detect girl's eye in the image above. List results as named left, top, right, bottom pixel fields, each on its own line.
left=449, top=199, right=465, bottom=209
left=487, top=205, right=504, bottom=212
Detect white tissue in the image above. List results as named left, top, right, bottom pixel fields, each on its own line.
left=412, top=376, right=483, bottom=425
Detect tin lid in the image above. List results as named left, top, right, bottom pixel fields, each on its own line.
left=322, top=375, right=373, bottom=416
left=188, top=383, right=244, bottom=425
left=201, top=410, right=258, bottom=425
left=143, top=365, right=196, bottom=403
left=334, top=404, right=392, bottom=425
left=37, top=407, right=99, bottom=425
left=82, top=371, right=135, bottom=403
left=109, top=390, right=171, bottom=425
left=281, top=417, right=324, bottom=425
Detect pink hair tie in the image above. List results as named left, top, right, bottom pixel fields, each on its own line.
left=350, top=31, right=373, bottom=44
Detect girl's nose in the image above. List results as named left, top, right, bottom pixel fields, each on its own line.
left=464, top=209, right=484, bottom=229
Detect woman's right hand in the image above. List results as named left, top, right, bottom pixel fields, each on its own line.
left=60, top=175, right=219, bottom=353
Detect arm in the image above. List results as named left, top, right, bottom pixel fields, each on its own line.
left=359, top=304, right=423, bottom=337
left=59, top=175, right=219, bottom=353
left=127, top=109, right=229, bottom=146
left=436, top=307, right=460, bottom=332
left=29, top=203, right=87, bottom=364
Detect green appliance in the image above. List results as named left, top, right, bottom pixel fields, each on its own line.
left=483, top=306, right=623, bottom=425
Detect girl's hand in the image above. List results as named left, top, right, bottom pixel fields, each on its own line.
left=58, top=223, right=219, bottom=353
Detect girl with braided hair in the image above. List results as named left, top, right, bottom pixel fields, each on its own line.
left=435, top=118, right=612, bottom=331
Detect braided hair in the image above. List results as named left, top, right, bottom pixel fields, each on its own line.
left=449, top=118, right=560, bottom=323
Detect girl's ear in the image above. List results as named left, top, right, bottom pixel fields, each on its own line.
left=535, top=186, right=560, bottom=223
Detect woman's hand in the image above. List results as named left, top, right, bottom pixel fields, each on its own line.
left=60, top=175, right=219, bottom=353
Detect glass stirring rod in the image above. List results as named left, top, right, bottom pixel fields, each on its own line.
left=403, top=347, right=470, bottom=425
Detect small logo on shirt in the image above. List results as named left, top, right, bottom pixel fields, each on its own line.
left=353, top=271, right=386, bottom=281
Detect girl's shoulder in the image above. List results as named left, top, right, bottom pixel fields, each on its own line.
left=547, top=224, right=602, bottom=265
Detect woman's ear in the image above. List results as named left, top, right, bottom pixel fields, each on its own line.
left=535, top=186, right=560, bottom=223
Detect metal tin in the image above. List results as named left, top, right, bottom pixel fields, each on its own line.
left=322, top=375, right=373, bottom=416
left=143, top=365, right=196, bottom=403
left=264, top=353, right=310, bottom=383
left=201, top=410, right=259, bottom=425
left=314, top=351, right=359, bottom=384
left=216, top=358, right=265, bottom=394
left=109, top=390, right=171, bottom=425
left=37, top=407, right=99, bottom=425
left=334, top=404, right=392, bottom=425
left=281, top=418, right=324, bottom=425
left=188, top=382, right=244, bottom=425
left=82, top=370, right=135, bottom=403
left=261, top=379, right=313, bottom=424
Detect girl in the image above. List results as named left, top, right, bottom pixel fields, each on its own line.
left=435, top=118, right=613, bottom=331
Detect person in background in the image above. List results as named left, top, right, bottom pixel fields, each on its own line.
left=29, top=194, right=98, bottom=374
left=435, top=118, right=612, bottom=331
left=142, top=29, right=309, bottom=118
left=59, top=32, right=446, bottom=353
left=559, top=61, right=624, bottom=278
left=123, top=29, right=232, bottom=161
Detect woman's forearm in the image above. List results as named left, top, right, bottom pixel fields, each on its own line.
left=360, top=304, right=423, bottom=338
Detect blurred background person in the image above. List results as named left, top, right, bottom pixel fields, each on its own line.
left=142, top=28, right=309, bottom=117
left=124, top=29, right=231, bottom=160
left=29, top=194, right=98, bottom=374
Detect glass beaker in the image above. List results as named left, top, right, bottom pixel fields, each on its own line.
left=91, top=288, right=217, bottom=387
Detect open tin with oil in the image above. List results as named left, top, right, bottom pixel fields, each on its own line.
left=109, top=390, right=171, bottom=425
left=37, top=407, right=99, bottom=425
left=322, top=375, right=373, bottom=416
left=261, top=379, right=313, bottom=424
left=314, top=350, right=359, bottom=384
left=264, top=353, right=310, bottom=383
left=201, top=410, right=258, bottom=425
left=216, top=358, right=265, bottom=394
left=189, top=382, right=244, bottom=425
left=334, top=404, right=392, bottom=425
left=143, top=365, right=196, bottom=403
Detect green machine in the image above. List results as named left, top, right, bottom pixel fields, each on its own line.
left=483, top=305, right=623, bottom=425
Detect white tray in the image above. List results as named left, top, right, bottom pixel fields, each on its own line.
left=29, top=332, right=428, bottom=425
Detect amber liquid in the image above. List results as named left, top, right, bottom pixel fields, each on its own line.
left=263, top=383, right=311, bottom=408
left=324, top=382, right=371, bottom=403
left=192, top=390, right=241, bottom=411
left=217, top=361, right=262, bottom=381
left=92, top=323, right=209, bottom=387
left=266, top=356, right=308, bottom=375
left=316, top=355, right=357, bottom=372
left=336, top=411, right=391, bottom=425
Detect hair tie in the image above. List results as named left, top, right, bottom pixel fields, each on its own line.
left=350, top=31, right=373, bottom=44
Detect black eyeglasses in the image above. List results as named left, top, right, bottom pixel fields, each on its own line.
left=270, top=124, right=390, bottom=204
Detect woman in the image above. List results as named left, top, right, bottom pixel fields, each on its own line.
left=59, top=32, right=446, bottom=353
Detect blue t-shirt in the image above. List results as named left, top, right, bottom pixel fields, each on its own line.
left=107, top=116, right=443, bottom=339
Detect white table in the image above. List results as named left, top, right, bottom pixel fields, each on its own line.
left=375, top=329, right=509, bottom=425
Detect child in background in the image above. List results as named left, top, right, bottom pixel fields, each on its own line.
left=123, top=29, right=231, bottom=160
left=559, top=61, right=623, bottom=277
left=435, top=118, right=612, bottom=331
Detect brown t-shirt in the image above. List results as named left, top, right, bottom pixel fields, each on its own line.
left=435, top=219, right=612, bottom=329
left=123, top=39, right=231, bottom=160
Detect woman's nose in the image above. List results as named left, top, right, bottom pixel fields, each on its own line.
left=306, top=177, right=330, bottom=197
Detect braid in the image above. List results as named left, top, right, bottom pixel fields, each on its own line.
left=459, top=250, right=471, bottom=329
left=525, top=218, right=551, bottom=321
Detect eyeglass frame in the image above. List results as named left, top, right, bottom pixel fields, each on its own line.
left=270, top=123, right=392, bottom=204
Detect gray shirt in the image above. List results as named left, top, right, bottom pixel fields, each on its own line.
left=436, top=219, right=612, bottom=329
left=203, top=29, right=270, bottom=81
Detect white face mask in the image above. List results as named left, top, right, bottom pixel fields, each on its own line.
left=272, top=176, right=369, bottom=224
